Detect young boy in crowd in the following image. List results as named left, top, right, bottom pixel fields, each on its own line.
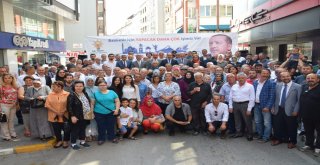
left=119, top=98, right=138, bottom=140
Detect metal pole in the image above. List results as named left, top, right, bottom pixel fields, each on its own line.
left=216, top=0, right=220, bottom=32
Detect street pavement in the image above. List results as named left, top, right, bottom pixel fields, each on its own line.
left=1, top=131, right=319, bottom=165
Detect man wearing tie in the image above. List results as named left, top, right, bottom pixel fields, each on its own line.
left=160, top=53, right=178, bottom=66
left=271, top=71, right=301, bottom=149
left=132, top=54, right=147, bottom=69
left=116, top=54, right=132, bottom=69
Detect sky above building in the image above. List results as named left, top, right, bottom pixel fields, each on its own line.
left=106, top=0, right=143, bottom=35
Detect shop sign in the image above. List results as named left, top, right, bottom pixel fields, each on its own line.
left=230, top=9, right=270, bottom=29
left=12, top=34, right=49, bottom=49
left=0, top=32, right=66, bottom=52
left=66, top=51, right=85, bottom=58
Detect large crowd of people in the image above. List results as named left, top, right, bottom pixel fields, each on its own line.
left=0, top=48, right=319, bottom=156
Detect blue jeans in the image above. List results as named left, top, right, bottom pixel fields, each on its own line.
left=254, top=104, right=272, bottom=140
left=94, top=112, right=116, bottom=142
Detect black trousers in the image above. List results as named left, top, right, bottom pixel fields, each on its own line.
left=303, top=118, right=320, bottom=149
left=273, top=107, right=297, bottom=144
left=70, top=119, right=88, bottom=144
left=166, top=121, right=192, bottom=133
left=209, top=121, right=227, bottom=134
left=51, top=122, right=70, bottom=142
left=158, top=102, right=169, bottom=116
left=191, top=106, right=207, bottom=132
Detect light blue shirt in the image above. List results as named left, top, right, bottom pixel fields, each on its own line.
left=93, top=90, right=118, bottom=115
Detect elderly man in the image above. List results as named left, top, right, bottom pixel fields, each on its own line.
left=219, top=73, right=236, bottom=135
left=205, top=94, right=229, bottom=139
left=165, top=96, right=192, bottom=136
left=36, top=66, right=52, bottom=88
left=92, top=58, right=103, bottom=70
left=132, top=54, right=147, bottom=69
left=229, top=72, right=255, bottom=141
left=187, top=72, right=212, bottom=136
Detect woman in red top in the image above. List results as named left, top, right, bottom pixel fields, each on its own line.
left=0, top=73, right=18, bottom=141
left=140, top=96, right=165, bottom=133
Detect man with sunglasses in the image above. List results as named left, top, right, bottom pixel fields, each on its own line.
left=205, top=94, right=229, bottom=139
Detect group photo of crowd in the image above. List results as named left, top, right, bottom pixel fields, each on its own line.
left=0, top=46, right=319, bottom=155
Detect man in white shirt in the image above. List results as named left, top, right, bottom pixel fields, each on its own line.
left=92, top=58, right=103, bottom=70
left=235, top=51, right=246, bottom=63
left=18, top=66, right=39, bottom=87
left=140, top=68, right=151, bottom=87
left=229, top=72, right=255, bottom=141
left=104, top=53, right=117, bottom=70
left=205, top=94, right=229, bottom=139
left=101, top=54, right=108, bottom=64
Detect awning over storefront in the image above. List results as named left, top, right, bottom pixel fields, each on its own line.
left=199, top=25, right=230, bottom=31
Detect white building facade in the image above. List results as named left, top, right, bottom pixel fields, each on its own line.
left=0, top=0, right=79, bottom=74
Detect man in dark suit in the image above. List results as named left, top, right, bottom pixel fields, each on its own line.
left=175, top=52, right=190, bottom=65
left=36, top=66, right=52, bottom=88
left=116, top=54, right=132, bottom=69
left=132, top=54, right=147, bottom=69
left=271, top=71, right=301, bottom=149
left=200, top=49, right=217, bottom=67
left=160, top=53, right=178, bottom=66
left=253, top=69, right=276, bottom=143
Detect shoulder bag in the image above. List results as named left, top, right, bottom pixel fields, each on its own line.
left=93, top=93, right=120, bottom=116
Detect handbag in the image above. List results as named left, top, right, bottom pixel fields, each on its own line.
left=30, top=88, right=45, bottom=108
left=0, top=112, right=7, bottom=123
left=30, top=99, right=45, bottom=108
left=84, top=110, right=94, bottom=120
left=74, top=92, right=94, bottom=120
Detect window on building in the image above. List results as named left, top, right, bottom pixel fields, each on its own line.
left=14, top=7, right=56, bottom=39
left=226, top=5, right=232, bottom=17
left=200, top=6, right=210, bottom=17
left=200, top=6, right=205, bottom=16
left=188, top=8, right=196, bottom=19
left=210, top=5, right=216, bottom=17
left=219, top=5, right=226, bottom=16
left=205, top=6, right=210, bottom=16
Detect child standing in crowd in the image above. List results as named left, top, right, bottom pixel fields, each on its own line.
left=119, top=98, right=138, bottom=140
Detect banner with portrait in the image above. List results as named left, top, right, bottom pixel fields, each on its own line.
left=84, top=33, right=238, bottom=56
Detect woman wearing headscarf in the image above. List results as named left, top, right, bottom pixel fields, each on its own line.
left=25, top=79, right=52, bottom=140
left=84, top=77, right=98, bottom=141
left=216, top=54, right=227, bottom=68
left=140, top=96, right=165, bottom=133
left=177, top=71, right=194, bottom=104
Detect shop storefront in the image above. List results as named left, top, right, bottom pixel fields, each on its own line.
left=231, top=0, right=320, bottom=63
left=0, top=31, right=66, bottom=67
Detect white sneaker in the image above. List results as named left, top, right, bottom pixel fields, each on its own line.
left=299, top=145, right=312, bottom=152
